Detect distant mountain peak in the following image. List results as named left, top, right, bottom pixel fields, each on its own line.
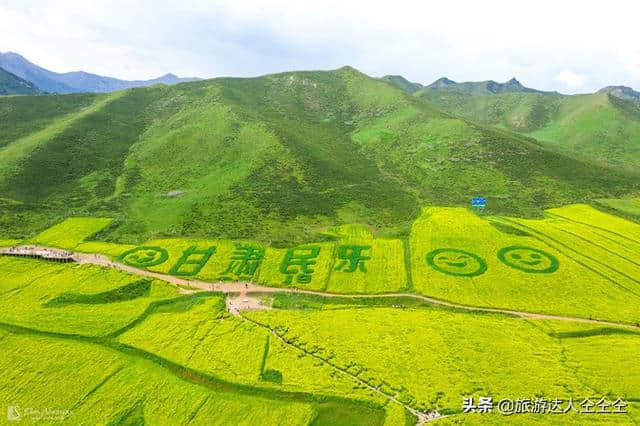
left=504, top=77, right=525, bottom=89
left=0, top=51, right=200, bottom=94
left=380, top=74, right=424, bottom=93
left=0, top=66, right=42, bottom=95
left=1, top=51, right=25, bottom=59
left=424, top=76, right=545, bottom=95
left=598, top=85, right=640, bottom=101
left=434, top=77, right=456, bottom=85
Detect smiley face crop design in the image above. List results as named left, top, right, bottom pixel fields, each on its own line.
left=119, top=246, right=169, bottom=268
left=497, top=246, right=559, bottom=273
left=426, top=248, right=488, bottom=277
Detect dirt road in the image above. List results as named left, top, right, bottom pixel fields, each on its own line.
left=2, top=245, right=639, bottom=330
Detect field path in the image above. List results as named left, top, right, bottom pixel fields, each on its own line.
left=2, top=245, right=640, bottom=331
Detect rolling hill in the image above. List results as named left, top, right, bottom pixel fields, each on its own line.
left=418, top=89, right=640, bottom=171
left=1, top=66, right=638, bottom=244
left=419, top=76, right=553, bottom=95
left=0, top=66, right=41, bottom=95
left=380, top=75, right=423, bottom=93
left=0, top=52, right=199, bottom=93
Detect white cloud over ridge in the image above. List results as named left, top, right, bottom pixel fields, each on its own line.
left=554, top=70, right=588, bottom=88
left=0, top=0, right=638, bottom=94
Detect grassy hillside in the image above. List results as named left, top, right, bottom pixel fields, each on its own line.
left=380, top=75, right=423, bottom=93
left=0, top=66, right=41, bottom=95
left=418, top=90, right=640, bottom=170
left=421, top=77, right=547, bottom=95
left=1, top=67, right=639, bottom=244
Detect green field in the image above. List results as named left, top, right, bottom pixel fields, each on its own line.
left=2, top=202, right=639, bottom=424
left=594, top=198, right=640, bottom=219
left=1, top=254, right=638, bottom=424
left=14, top=202, right=639, bottom=325
left=410, top=205, right=640, bottom=323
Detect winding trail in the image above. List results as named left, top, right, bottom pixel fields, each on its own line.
left=2, top=245, right=639, bottom=331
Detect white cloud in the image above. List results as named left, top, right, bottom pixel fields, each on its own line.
left=554, top=70, right=588, bottom=88
left=0, top=0, right=639, bottom=93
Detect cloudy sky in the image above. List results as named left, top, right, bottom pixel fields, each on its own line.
left=1, top=0, right=639, bottom=94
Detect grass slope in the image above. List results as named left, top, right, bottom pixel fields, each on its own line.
left=0, top=67, right=638, bottom=245
left=418, top=90, right=640, bottom=171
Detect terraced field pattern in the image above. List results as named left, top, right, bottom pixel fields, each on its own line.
left=1, top=203, right=639, bottom=424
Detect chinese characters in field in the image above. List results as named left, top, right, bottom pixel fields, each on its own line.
left=120, top=243, right=372, bottom=284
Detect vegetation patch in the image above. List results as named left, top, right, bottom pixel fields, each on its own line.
left=426, top=248, right=488, bottom=277
left=497, top=246, right=559, bottom=273
left=119, top=246, right=169, bottom=268
left=169, top=245, right=217, bottom=276
left=44, top=279, right=152, bottom=307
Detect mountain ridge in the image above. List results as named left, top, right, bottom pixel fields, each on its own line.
left=0, top=52, right=199, bottom=94
left=384, top=73, right=640, bottom=102
left=380, top=75, right=423, bottom=93
left=0, top=66, right=638, bottom=243
left=420, top=76, right=555, bottom=95
left=0, top=66, right=41, bottom=95
left=598, top=85, right=640, bottom=101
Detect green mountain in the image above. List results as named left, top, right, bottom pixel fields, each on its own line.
left=599, top=85, right=640, bottom=101
left=420, top=77, right=549, bottom=95
left=0, top=66, right=41, bottom=95
left=418, top=89, right=640, bottom=171
left=1, top=67, right=638, bottom=244
left=380, top=75, right=423, bottom=93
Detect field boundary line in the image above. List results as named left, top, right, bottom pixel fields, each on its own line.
left=0, top=320, right=384, bottom=413
left=552, top=225, right=640, bottom=268
left=546, top=213, right=640, bottom=245
left=240, top=313, right=439, bottom=424
left=496, top=218, right=640, bottom=292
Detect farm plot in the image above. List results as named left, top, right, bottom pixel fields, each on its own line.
left=410, top=207, right=640, bottom=323
left=497, top=216, right=640, bottom=295
left=0, top=330, right=317, bottom=425
left=117, top=295, right=269, bottom=384
left=28, top=217, right=112, bottom=249
left=116, top=293, right=388, bottom=408
left=0, top=257, right=178, bottom=336
left=245, top=305, right=640, bottom=420
left=141, top=238, right=243, bottom=281
left=0, top=238, right=21, bottom=247
left=256, top=243, right=335, bottom=291
left=111, top=231, right=406, bottom=293
left=547, top=204, right=640, bottom=243
left=324, top=225, right=407, bottom=293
